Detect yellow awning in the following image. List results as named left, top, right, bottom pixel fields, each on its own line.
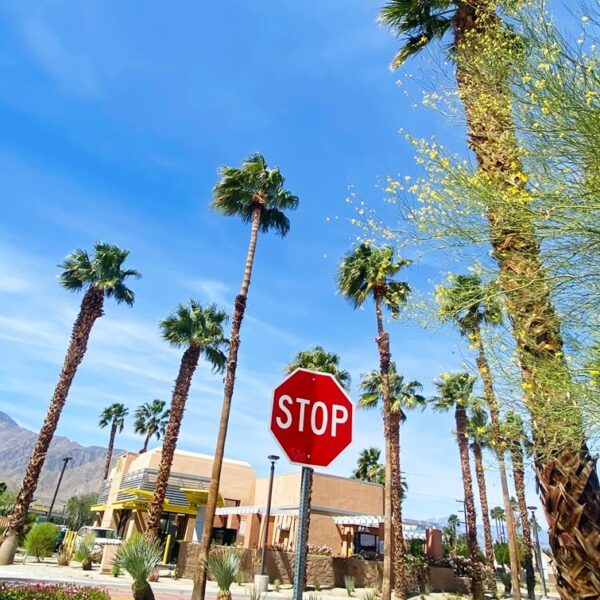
left=180, top=488, right=224, bottom=508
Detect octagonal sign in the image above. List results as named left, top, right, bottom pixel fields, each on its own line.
left=270, top=368, right=354, bottom=468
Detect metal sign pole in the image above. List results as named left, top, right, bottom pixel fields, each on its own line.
left=292, top=466, right=313, bottom=600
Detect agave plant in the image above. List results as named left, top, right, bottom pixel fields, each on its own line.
left=205, top=547, right=242, bottom=600
left=75, top=532, right=97, bottom=571
left=114, top=533, right=162, bottom=600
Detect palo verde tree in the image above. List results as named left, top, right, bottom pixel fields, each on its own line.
left=379, top=3, right=600, bottom=596
left=436, top=272, right=521, bottom=593
left=431, top=372, right=484, bottom=600
left=338, top=243, right=410, bottom=600
left=134, top=400, right=169, bottom=453
left=359, top=361, right=425, bottom=595
left=99, top=403, right=129, bottom=480
left=0, top=242, right=140, bottom=565
left=192, top=154, right=298, bottom=600
left=145, top=302, right=228, bottom=536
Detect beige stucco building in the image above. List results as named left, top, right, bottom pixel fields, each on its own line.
left=93, top=447, right=432, bottom=562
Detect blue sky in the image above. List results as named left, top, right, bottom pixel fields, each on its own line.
left=0, top=0, right=546, bottom=523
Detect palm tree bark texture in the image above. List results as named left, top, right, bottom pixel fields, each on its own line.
left=389, top=410, right=406, bottom=597
left=471, top=439, right=495, bottom=572
left=192, top=205, right=260, bottom=600
left=374, top=294, right=397, bottom=600
left=0, top=286, right=104, bottom=564
left=455, top=404, right=484, bottom=600
left=103, top=420, right=118, bottom=480
left=145, top=345, right=201, bottom=536
left=454, top=5, right=600, bottom=597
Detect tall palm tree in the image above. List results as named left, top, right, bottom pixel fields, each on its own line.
left=466, top=404, right=495, bottom=572
left=491, top=506, right=506, bottom=542
left=380, top=4, right=600, bottom=597
left=431, top=372, right=484, bottom=600
left=192, top=154, right=298, bottom=600
left=358, top=362, right=425, bottom=595
left=352, top=448, right=386, bottom=485
left=338, top=243, right=410, bottom=600
left=99, top=403, right=129, bottom=480
left=145, top=302, right=228, bottom=536
left=0, top=242, right=140, bottom=565
left=436, top=273, right=521, bottom=594
left=505, top=411, right=536, bottom=600
left=134, top=400, right=170, bottom=453
left=285, top=346, right=351, bottom=390
left=444, top=514, right=460, bottom=552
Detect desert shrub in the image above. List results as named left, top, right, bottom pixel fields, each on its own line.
left=111, top=563, right=121, bottom=577
left=245, top=583, right=266, bottom=600
left=24, top=522, right=59, bottom=562
left=235, top=569, right=246, bottom=585
left=75, top=532, right=96, bottom=570
left=0, top=583, right=110, bottom=599
left=205, top=547, right=242, bottom=600
left=114, top=533, right=162, bottom=600
left=57, top=545, right=74, bottom=566
left=344, top=575, right=355, bottom=596
left=273, top=578, right=281, bottom=592
left=359, top=591, right=378, bottom=600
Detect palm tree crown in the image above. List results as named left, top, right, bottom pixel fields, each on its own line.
left=431, top=372, right=477, bottom=412
left=99, top=403, right=128, bottom=432
left=134, top=400, right=169, bottom=441
left=467, top=403, right=492, bottom=449
left=160, top=301, right=228, bottom=370
left=338, top=243, right=411, bottom=315
left=285, top=346, right=351, bottom=390
left=212, top=153, right=299, bottom=236
left=359, top=363, right=425, bottom=419
left=352, top=447, right=386, bottom=485
left=59, top=242, right=141, bottom=305
left=436, top=274, right=503, bottom=337
left=379, top=1, right=459, bottom=68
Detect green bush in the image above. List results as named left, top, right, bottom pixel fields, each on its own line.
left=75, top=532, right=96, bottom=570
left=0, top=583, right=110, bottom=599
left=205, top=547, right=242, bottom=600
left=24, top=522, right=59, bottom=562
left=344, top=575, right=355, bottom=596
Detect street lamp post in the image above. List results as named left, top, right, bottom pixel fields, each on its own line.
left=528, top=506, right=549, bottom=599
left=47, top=457, right=73, bottom=520
left=260, top=455, right=279, bottom=575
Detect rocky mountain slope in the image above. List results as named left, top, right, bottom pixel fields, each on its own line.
left=0, top=411, right=122, bottom=506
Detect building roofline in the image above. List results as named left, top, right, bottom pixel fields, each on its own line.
left=142, top=447, right=253, bottom=468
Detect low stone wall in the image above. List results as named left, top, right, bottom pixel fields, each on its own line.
left=176, top=544, right=466, bottom=593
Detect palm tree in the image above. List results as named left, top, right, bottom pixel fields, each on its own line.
left=444, top=514, right=460, bottom=552
left=338, top=243, right=410, bottom=600
left=285, top=346, right=351, bottom=389
left=0, top=242, right=140, bottom=565
left=358, top=362, right=424, bottom=594
left=466, top=404, right=495, bottom=572
left=134, top=400, right=170, bottom=453
left=491, top=506, right=506, bottom=542
left=379, top=5, right=600, bottom=597
left=145, top=302, right=228, bottom=536
left=505, top=411, right=536, bottom=600
left=431, top=372, right=484, bottom=600
left=352, top=448, right=386, bottom=485
left=99, top=403, right=129, bottom=480
left=192, top=154, right=298, bottom=600
left=436, top=273, right=521, bottom=594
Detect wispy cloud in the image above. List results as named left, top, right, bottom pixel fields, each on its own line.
left=184, top=279, right=231, bottom=307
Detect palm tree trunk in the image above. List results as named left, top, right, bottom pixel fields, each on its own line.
left=474, top=328, right=521, bottom=598
left=453, top=5, right=600, bottom=598
left=454, top=404, right=484, bottom=600
left=103, top=421, right=118, bottom=480
left=146, top=345, right=201, bottom=536
left=0, top=286, right=104, bottom=565
left=511, top=443, right=536, bottom=600
left=191, top=205, right=262, bottom=600
left=141, top=430, right=153, bottom=453
left=132, top=580, right=155, bottom=600
left=390, top=411, right=406, bottom=598
left=472, top=441, right=495, bottom=573
left=374, top=294, right=394, bottom=600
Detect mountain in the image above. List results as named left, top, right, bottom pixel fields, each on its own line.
left=0, top=410, right=123, bottom=506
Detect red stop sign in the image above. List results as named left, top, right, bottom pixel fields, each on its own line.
left=270, top=368, right=354, bottom=467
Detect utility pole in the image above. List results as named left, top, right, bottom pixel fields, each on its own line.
left=528, top=507, right=549, bottom=599
left=260, top=455, right=279, bottom=575
left=47, top=456, right=73, bottom=520
left=457, top=499, right=468, bottom=537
